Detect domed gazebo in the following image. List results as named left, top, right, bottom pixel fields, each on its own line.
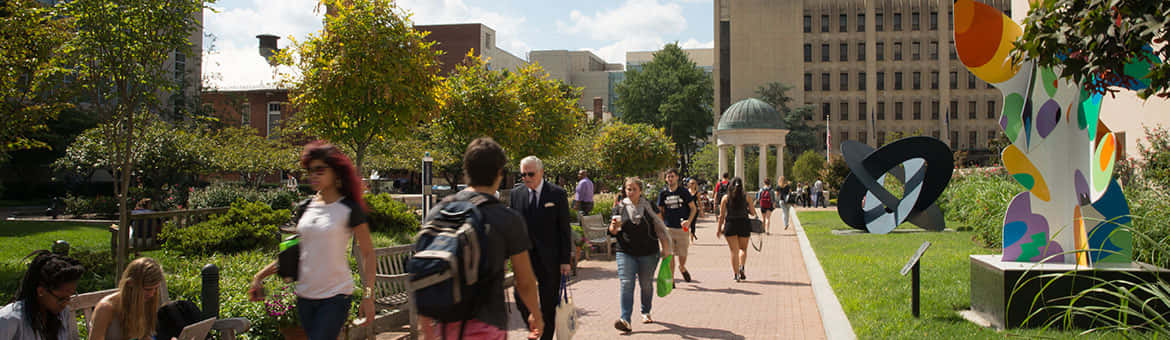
left=716, top=98, right=790, bottom=188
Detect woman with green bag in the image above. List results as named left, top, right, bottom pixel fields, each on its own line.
left=607, top=177, right=673, bottom=334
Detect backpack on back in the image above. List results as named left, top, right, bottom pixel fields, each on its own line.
left=759, top=189, right=773, bottom=208
left=157, top=300, right=203, bottom=340
left=717, top=181, right=728, bottom=198
left=406, top=191, right=495, bottom=322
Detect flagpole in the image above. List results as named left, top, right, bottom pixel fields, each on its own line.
left=826, top=112, right=831, bottom=162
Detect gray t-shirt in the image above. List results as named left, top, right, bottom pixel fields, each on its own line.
left=0, top=301, right=80, bottom=340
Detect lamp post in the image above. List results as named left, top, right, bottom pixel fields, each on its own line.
left=422, top=152, right=433, bottom=223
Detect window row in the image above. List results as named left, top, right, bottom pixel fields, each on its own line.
left=803, top=71, right=990, bottom=91
left=803, top=11, right=949, bottom=33
left=835, top=129, right=1000, bottom=150
left=809, top=100, right=1001, bottom=122
left=803, top=40, right=957, bottom=62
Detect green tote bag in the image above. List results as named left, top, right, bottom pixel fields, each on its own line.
left=656, top=255, right=673, bottom=297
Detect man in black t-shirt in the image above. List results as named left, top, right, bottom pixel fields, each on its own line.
left=419, top=137, right=545, bottom=338
left=658, top=168, right=697, bottom=283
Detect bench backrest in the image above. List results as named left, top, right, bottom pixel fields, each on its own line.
left=124, top=208, right=227, bottom=250
left=373, top=245, right=414, bottom=298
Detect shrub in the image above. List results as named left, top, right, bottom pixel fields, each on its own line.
left=62, top=194, right=119, bottom=216
left=1124, top=178, right=1170, bottom=268
left=937, top=173, right=1022, bottom=247
left=364, top=193, right=419, bottom=239
left=589, top=193, right=618, bottom=216
left=188, top=183, right=303, bottom=211
left=159, top=200, right=289, bottom=255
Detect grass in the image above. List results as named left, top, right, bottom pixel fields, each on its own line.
left=799, top=211, right=1109, bottom=339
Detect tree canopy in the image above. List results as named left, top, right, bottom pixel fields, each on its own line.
left=792, top=150, right=826, bottom=184
left=593, top=122, right=676, bottom=178
left=756, top=82, right=818, bottom=156
left=0, top=0, right=72, bottom=163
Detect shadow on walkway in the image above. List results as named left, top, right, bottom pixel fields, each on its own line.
left=631, top=320, right=746, bottom=340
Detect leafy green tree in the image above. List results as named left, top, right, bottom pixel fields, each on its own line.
left=593, top=122, right=675, bottom=179
left=792, top=150, right=826, bottom=184
left=690, top=143, right=718, bottom=184
left=0, top=0, right=73, bottom=163
left=755, top=82, right=818, bottom=156
left=275, top=0, right=443, bottom=176
left=1137, top=125, right=1170, bottom=189
left=55, top=119, right=211, bottom=192
left=208, top=127, right=299, bottom=187
left=1015, top=0, right=1170, bottom=99
left=615, top=43, right=713, bottom=175
left=819, top=154, right=849, bottom=193
left=545, top=119, right=604, bottom=186
left=60, top=0, right=207, bottom=277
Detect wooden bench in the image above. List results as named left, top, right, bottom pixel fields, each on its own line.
left=69, top=280, right=251, bottom=340
left=109, top=208, right=228, bottom=253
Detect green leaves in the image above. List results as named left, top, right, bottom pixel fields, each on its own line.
left=792, top=150, right=825, bottom=184
left=0, top=0, right=74, bottom=162
left=593, top=122, right=675, bottom=178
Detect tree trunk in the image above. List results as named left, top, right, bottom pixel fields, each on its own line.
left=354, top=143, right=366, bottom=182
left=114, top=111, right=135, bottom=283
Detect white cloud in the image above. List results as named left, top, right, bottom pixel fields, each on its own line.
left=680, top=38, right=714, bottom=49
left=557, top=0, right=686, bottom=41
left=397, top=0, right=530, bottom=58
left=675, top=0, right=710, bottom=4
left=202, top=0, right=323, bottom=89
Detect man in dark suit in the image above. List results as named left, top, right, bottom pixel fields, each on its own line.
left=510, top=155, right=572, bottom=340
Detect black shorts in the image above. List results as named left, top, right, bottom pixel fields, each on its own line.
left=760, top=207, right=774, bottom=213
left=724, top=217, right=752, bottom=237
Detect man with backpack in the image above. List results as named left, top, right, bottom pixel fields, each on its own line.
left=714, top=173, right=730, bottom=217
left=410, top=138, right=544, bottom=339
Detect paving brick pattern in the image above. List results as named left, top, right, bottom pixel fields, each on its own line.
left=503, top=213, right=826, bottom=339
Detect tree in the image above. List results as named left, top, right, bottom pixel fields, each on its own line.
left=430, top=54, right=585, bottom=179
left=54, top=119, right=211, bottom=193
left=690, top=143, right=718, bottom=184
left=792, top=150, right=826, bottom=184
left=819, top=154, right=849, bottom=193
left=208, top=127, right=299, bottom=187
left=545, top=119, right=604, bottom=186
left=756, top=82, right=818, bottom=157
left=275, top=0, right=443, bottom=176
left=0, top=0, right=72, bottom=163
left=60, top=0, right=207, bottom=278
left=1015, top=0, right=1170, bottom=99
left=593, top=122, right=675, bottom=179
left=615, top=43, right=713, bottom=175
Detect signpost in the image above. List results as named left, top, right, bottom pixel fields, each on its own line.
left=900, top=241, right=932, bottom=317
left=422, top=152, right=433, bottom=224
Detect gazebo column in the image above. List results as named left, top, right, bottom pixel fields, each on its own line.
left=734, top=144, right=745, bottom=181
left=758, top=144, right=769, bottom=188
left=777, top=143, right=786, bottom=181
left=718, top=145, right=728, bottom=180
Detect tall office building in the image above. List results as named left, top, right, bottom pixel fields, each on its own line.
left=714, top=0, right=1010, bottom=163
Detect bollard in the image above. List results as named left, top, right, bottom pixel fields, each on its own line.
left=51, top=240, right=70, bottom=256
left=201, top=264, right=220, bottom=319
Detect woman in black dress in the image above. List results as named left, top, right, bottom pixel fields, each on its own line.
left=716, top=177, right=757, bottom=282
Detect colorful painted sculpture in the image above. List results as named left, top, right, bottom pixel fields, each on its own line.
left=953, top=0, right=1155, bottom=264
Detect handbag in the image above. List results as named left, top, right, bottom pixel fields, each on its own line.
left=656, top=255, right=673, bottom=297
left=555, top=276, right=578, bottom=340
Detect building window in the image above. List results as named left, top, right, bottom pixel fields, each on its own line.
left=859, top=101, right=867, bottom=120
left=912, top=12, right=920, bottom=30
left=823, top=103, right=832, bottom=120
left=860, top=131, right=868, bottom=144
left=912, top=41, right=921, bottom=60
left=968, top=72, right=977, bottom=89
left=804, top=44, right=812, bottom=62
left=913, top=71, right=921, bottom=90
left=840, top=14, right=848, bottom=32
left=931, top=101, right=940, bottom=120
left=878, top=131, right=886, bottom=145
left=840, top=43, right=848, bottom=61
left=930, top=41, right=939, bottom=60
left=893, top=13, right=902, bottom=31
left=804, top=73, right=813, bottom=91
left=822, top=73, right=830, bottom=91
left=913, top=101, right=922, bottom=120
left=950, top=71, right=958, bottom=89
left=822, top=14, right=830, bottom=32
left=842, top=131, right=850, bottom=142
left=804, top=15, right=812, bottom=33
left=804, top=102, right=813, bottom=120
left=877, top=71, right=885, bottom=90
left=951, top=131, right=959, bottom=149
left=894, top=71, right=903, bottom=90
left=948, top=11, right=953, bottom=27
left=931, top=71, right=939, bottom=89
left=950, top=41, right=957, bottom=59
left=893, top=42, right=902, bottom=60
left=950, top=101, right=959, bottom=119
left=876, top=13, right=884, bottom=31
left=968, top=101, right=977, bottom=119
left=930, top=11, right=938, bottom=30
left=840, top=73, right=849, bottom=91
left=858, top=72, right=866, bottom=90
left=857, top=43, right=866, bottom=60
left=240, top=99, right=251, bottom=125
left=858, top=13, right=865, bottom=32
left=267, top=102, right=283, bottom=138
left=876, top=42, right=884, bottom=60
left=877, top=101, right=886, bottom=120
left=173, top=52, right=186, bottom=83
left=822, top=43, right=830, bottom=61
left=841, top=101, right=850, bottom=120
left=895, top=102, right=904, bottom=120
left=987, top=100, right=997, bottom=119
left=969, top=131, right=978, bottom=150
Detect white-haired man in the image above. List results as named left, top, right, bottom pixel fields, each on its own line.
left=509, top=156, right=572, bottom=340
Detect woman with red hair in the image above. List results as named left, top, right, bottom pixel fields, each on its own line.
left=248, top=141, right=376, bottom=340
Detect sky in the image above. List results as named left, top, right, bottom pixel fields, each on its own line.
left=202, top=0, right=714, bottom=89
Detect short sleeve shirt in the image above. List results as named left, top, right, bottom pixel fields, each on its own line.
left=657, top=186, right=694, bottom=228
left=0, top=301, right=79, bottom=340
left=296, top=196, right=368, bottom=299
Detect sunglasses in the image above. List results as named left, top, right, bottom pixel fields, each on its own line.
left=521, top=172, right=538, bottom=178
left=306, top=165, right=330, bottom=175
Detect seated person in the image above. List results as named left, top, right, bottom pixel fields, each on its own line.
left=0, top=251, right=86, bottom=340
left=89, top=257, right=164, bottom=340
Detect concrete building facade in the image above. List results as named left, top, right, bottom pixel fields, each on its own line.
left=714, top=0, right=1010, bottom=163
left=528, top=50, right=623, bottom=115
left=415, top=23, right=526, bottom=76
left=626, top=48, right=714, bottom=73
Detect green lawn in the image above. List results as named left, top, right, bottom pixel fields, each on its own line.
left=799, top=211, right=1107, bottom=339
left=0, top=221, right=114, bottom=302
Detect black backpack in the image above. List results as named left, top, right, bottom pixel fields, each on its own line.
left=157, top=300, right=203, bottom=340
left=406, top=191, right=495, bottom=323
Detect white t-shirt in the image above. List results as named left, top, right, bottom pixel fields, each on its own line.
left=295, top=196, right=368, bottom=299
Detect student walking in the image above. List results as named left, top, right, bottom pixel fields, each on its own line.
left=777, top=176, right=793, bottom=229
left=717, top=178, right=757, bottom=282
left=755, top=178, right=776, bottom=235
left=813, top=179, right=825, bottom=208
left=574, top=170, right=595, bottom=220
left=248, top=141, right=376, bottom=340
left=658, top=169, right=696, bottom=282
left=609, top=177, right=672, bottom=333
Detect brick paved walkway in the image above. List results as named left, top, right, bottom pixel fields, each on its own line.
left=504, top=213, right=826, bottom=339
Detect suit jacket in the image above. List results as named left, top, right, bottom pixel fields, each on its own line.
left=510, top=181, right=572, bottom=276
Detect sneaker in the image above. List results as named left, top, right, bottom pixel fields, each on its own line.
left=734, top=273, right=740, bottom=282
left=614, top=319, right=631, bottom=332
left=642, top=313, right=653, bottom=323
left=739, top=268, right=747, bottom=281
left=682, top=271, right=692, bottom=282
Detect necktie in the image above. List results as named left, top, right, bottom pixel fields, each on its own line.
left=529, top=189, right=538, bottom=214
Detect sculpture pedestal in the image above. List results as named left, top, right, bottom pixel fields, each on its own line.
left=968, top=254, right=1170, bottom=329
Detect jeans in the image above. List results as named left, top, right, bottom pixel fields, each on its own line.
left=616, top=251, right=659, bottom=323
left=779, top=202, right=790, bottom=226
left=297, top=294, right=351, bottom=340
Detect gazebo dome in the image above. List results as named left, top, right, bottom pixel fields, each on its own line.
left=717, top=98, right=786, bottom=131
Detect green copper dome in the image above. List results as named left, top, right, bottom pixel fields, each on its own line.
left=717, top=98, right=786, bottom=131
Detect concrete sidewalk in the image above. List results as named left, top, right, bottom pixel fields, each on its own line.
left=504, top=212, right=827, bottom=339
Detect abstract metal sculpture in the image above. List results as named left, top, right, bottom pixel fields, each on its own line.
left=837, top=137, right=953, bottom=234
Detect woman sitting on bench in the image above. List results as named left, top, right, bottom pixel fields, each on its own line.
left=0, top=251, right=86, bottom=340
left=89, top=257, right=164, bottom=340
